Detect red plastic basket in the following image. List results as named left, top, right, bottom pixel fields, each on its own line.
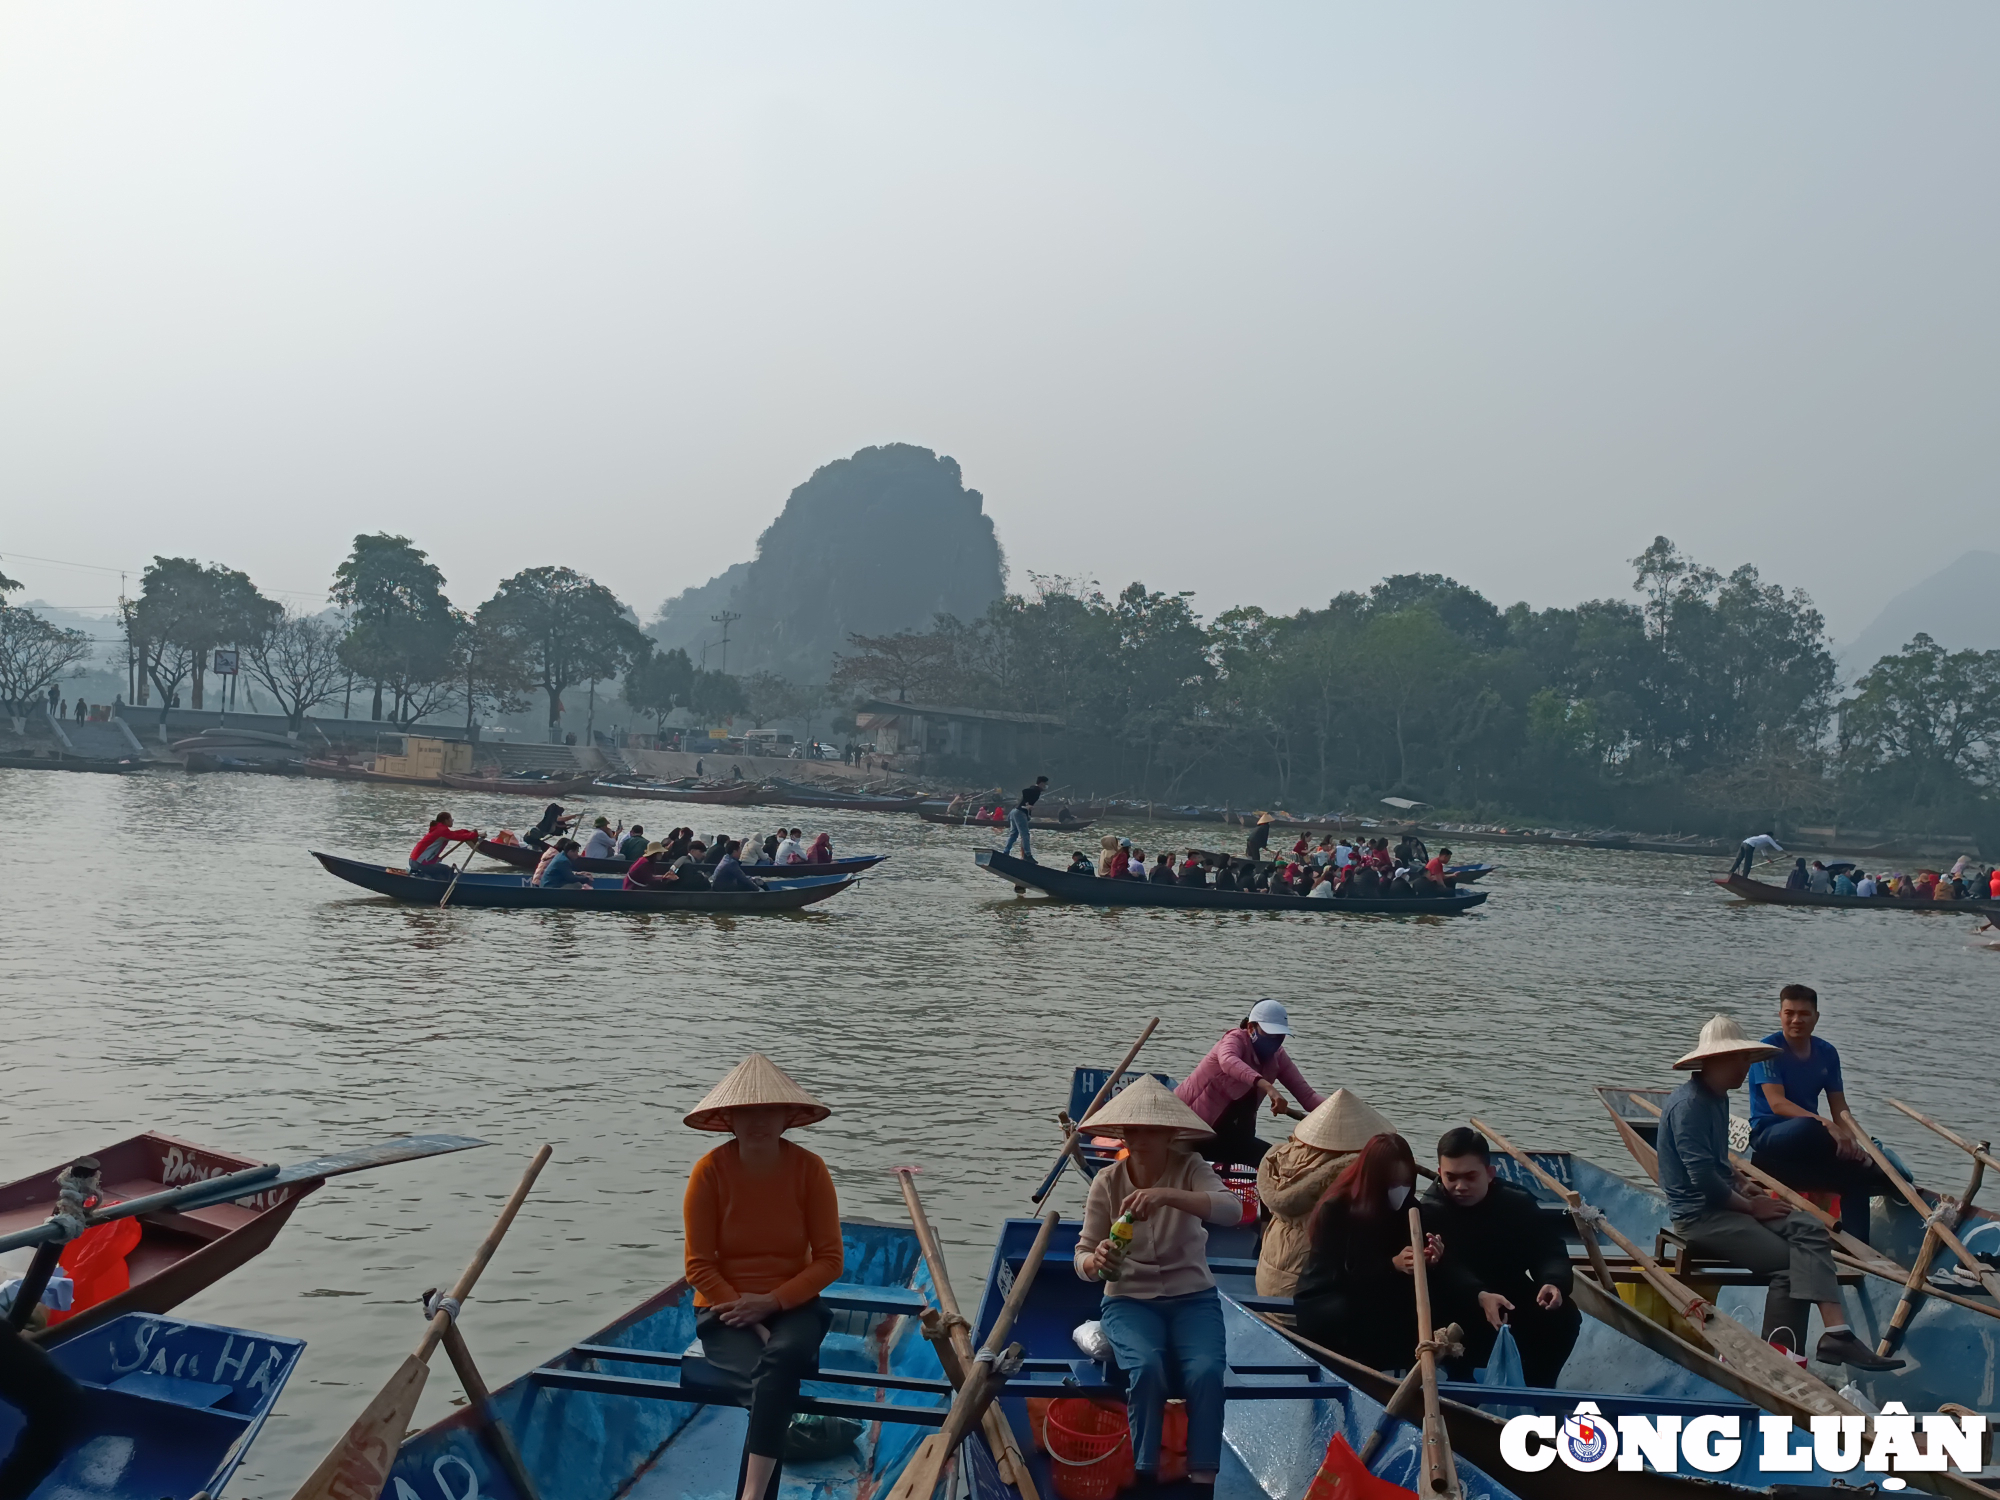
left=1041, top=1399, right=1135, bottom=1500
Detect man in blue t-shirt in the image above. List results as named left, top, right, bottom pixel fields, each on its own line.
left=1747, top=983, right=1895, bottom=1245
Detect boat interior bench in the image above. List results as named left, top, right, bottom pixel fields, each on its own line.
left=1652, top=1227, right=1863, bottom=1288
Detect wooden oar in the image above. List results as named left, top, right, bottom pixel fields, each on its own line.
left=1610, top=1092, right=2000, bottom=1331
left=438, top=836, right=482, bottom=909
left=1471, top=1117, right=1864, bottom=1419
left=1840, top=1114, right=2000, bottom=1306
left=1889, top=1098, right=2000, bottom=1178
left=895, top=1168, right=1040, bottom=1500
left=1404, top=1205, right=1461, bottom=1499
left=1031, top=1019, right=1159, bottom=1204
left=887, top=1213, right=1057, bottom=1500
left=289, top=1144, right=552, bottom=1500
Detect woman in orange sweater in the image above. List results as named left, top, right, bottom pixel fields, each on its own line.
left=683, top=1053, right=844, bottom=1500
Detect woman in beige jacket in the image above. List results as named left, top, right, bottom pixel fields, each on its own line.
left=1253, top=1088, right=1395, bottom=1296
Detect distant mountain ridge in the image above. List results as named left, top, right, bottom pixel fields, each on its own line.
left=1838, top=550, right=2000, bottom=676
left=649, top=444, right=1006, bottom=681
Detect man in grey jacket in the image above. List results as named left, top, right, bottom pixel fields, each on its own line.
left=1656, top=1014, right=1902, bottom=1370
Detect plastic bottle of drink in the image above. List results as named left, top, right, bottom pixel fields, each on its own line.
left=1100, top=1212, right=1136, bottom=1282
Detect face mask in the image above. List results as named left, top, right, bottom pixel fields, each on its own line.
left=1386, top=1184, right=1411, bottom=1211
left=1251, top=1031, right=1284, bottom=1060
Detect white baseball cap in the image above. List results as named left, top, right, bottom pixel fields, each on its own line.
left=1248, top=999, right=1291, bottom=1035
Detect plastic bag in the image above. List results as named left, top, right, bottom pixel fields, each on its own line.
left=1072, top=1320, right=1113, bottom=1362
left=1472, top=1324, right=1534, bottom=1421
left=1302, top=1434, right=1419, bottom=1500
left=784, top=1414, right=862, bottom=1461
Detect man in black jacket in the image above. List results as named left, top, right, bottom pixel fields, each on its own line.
left=1423, top=1127, right=1581, bottom=1388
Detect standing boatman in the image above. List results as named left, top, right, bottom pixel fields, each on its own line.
left=1728, top=830, right=1785, bottom=878
left=1002, top=775, right=1048, bottom=863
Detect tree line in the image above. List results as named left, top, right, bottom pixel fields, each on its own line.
left=828, top=537, right=2000, bottom=844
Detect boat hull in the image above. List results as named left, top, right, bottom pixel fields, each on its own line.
left=12, top=1313, right=302, bottom=1500
left=590, top=778, right=760, bottom=803
left=762, top=792, right=930, bottom=812
left=976, top=849, right=1488, bottom=914
left=474, top=839, right=885, bottom=879
left=313, top=851, right=859, bottom=911
left=1714, top=874, right=2000, bottom=913
left=919, top=810, right=1094, bottom=831
left=299, top=758, right=441, bottom=785
left=438, top=772, right=599, bottom=796
left=0, top=1132, right=321, bottom=1346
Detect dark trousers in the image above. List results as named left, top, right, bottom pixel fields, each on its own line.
left=1200, top=1091, right=1271, bottom=1170
left=0, top=1326, right=84, bottom=1500
left=1750, top=1118, right=1894, bottom=1246
left=697, top=1299, right=832, bottom=1459
left=1728, top=844, right=1756, bottom=877
left=1442, top=1300, right=1582, bottom=1389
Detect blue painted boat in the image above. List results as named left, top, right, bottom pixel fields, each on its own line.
left=976, top=850, right=1489, bottom=915
left=967, top=1216, right=1528, bottom=1500
left=4, top=1311, right=302, bottom=1500
left=311, top=853, right=861, bottom=912
left=381, top=1220, right=958, bottom=1500
left=1052, top=1066, right=1993, bottom=1495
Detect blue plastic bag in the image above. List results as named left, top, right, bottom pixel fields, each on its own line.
left=1473, top=1323, right=1534, bottom=1420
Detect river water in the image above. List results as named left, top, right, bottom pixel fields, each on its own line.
left=2, top=767, right=1995, bottom=1496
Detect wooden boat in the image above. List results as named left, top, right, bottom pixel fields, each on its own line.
left=590, top=776, right=761, bottom=804
left=1713, top=873, right=2000, bottom=913
left=380, top=1219, right=960, bottom=1500
left=976, top=849, right=1488, bottom=914
left=971, top=1215, right=1529, bottom=1500
left=183, top=750, right=303, bottom=774
left=300, top=757, right=442, bottom=785
left=16, top=1311, right=302, bottom=1499
left=1443, top=862, right=1498, bottom=883
left=312, top=851, right=860, bottom=912
left=0, top=1131, right=481, bottom=1345
left=439, top=770, right=599, bottom=796
left=758, top=782, right=931, bottom=812
left=475, top=837, right=887, bottom=879
left=919, top=808, right=1094, bottom=831
left=0, top=751, right=144, bottom=774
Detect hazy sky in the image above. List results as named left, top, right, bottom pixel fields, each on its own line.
left=2, top=4, right=1994, bottom=639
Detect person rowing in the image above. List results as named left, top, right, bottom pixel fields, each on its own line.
left=1175, top=1000, right=1325, bottom=1169
left=524, top=802, right=578, bottom=850
left=409, top=812, right=480, bottom=874
left=1727, top=830, right=1784, bottom=879
left=624, top=841, right=680, bottom=890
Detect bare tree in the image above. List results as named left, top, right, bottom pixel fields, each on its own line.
left=243, top=610, right=347, bottom=736
left=0, top=603, right=96, bottom=732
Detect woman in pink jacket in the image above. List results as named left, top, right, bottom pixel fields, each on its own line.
left=1174, top=999, right=1325, bottom=1168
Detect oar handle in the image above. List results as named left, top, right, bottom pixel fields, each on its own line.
left=1033, top=1019, right=1159, bottom=1204
left=415, top=1145, right=552, bottom=1361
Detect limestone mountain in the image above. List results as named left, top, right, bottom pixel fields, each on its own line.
left=650, top=444, right=1006, bottom=681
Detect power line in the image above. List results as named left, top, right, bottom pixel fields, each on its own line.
left=0, top=551, right=328, bottom=601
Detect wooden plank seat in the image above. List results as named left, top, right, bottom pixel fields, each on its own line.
left=1652, top=1228, right=1863, bottom=1287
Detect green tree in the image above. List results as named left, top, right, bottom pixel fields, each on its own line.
left=1842, top=635, right=2000, bottom=807
left=481, top=566, right=647, bottom=739
left=330, top=534, right=456, bottom=723
left=132, top=557, right=279, bottom=722
left=622, top=644, right=696, bottom=737
left=451, top=608, right=535, bottom=742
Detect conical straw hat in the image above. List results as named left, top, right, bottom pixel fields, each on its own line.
left=1080, top=1075, right=1212, bottom=1140
left=683, top=1053, right=832, bottom=1132
left=1291, top=1088, right=1395, bottom=1154
left=1672, top=1014, right=1779, bottom=1071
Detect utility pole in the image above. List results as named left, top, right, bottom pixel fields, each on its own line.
left=710, top=611, right=740, bottom=675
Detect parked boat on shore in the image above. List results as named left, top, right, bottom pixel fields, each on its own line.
left=300, top=757, right=442, bottom=786
left=590, top=776, right=760, bottom=804
left=439, top=771, right=599, bottom=796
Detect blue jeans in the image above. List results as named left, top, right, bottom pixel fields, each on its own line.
left=1098, top=1288, right=1227, bottom=1475
left=1002, top=806, right=1034, bottom=861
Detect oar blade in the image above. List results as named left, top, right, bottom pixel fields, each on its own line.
left=291, top=1354, right=430, bottom=1500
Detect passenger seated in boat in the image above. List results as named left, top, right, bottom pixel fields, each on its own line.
left=1656, top=1015, right=1900, bottom=1369
left=1124, top=846, right=1149, bottom=880
left=1855, top=871, right=1878, bottom=897
left=1066, top=850, right=1095, bottom=875
left=1832, top=869, right=1857, bottom=896
left=1176, top=1001, right=1324, bottom=1168
left=709, top=840, right=760, bottom=891
left=670, top=842, right=712, bottom=889
left=1212, top=859, right=1236, bottom=891
left=1255, top=1091, right=1390, bottom=1296
left=682, top=1055, right=843, bottom=1500
left=1073, top=1077, right=1241, bottom=1500
left=1806, top=861, right=1833, bottom=894
left=1179, top=853, right=1207, bottom=888
left=618, top=824, right=649, bottom=861
left=1151, top=852, right=1178, bottom=885
left=1108, top=840, right=1132, bottom=878
left=582, top=816, right=620, bottom=860
left=1784, top=858, right=1809, bottom=891
left=805, top=831, right=832, bottom=863
left=777, top=828, right=806, bottom=864
left=535, top=839, right=592, bottom=889
left=1306, top=868, right=1336, bottom=899
left=1747, top=985, right=1894, bottom=1246
left=409, top=812, right=480, bottom=873
left=1292, top=1132, right=1443, bottom=1372
left=624, top=842, right=677, bottom=890
left=523, top=802, right=574, bottom=849
left=1424, top=1128, right=1580, bottom=1387
left=1096, top=835, right=1120, bottom=876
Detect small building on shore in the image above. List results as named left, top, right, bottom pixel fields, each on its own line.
left=854, top=699, right=1063, bottom=765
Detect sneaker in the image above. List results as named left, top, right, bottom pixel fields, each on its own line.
left=1815, top=1331, right=1906, bottom=1371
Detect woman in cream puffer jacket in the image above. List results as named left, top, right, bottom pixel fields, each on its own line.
left=1253, top=1088, right=1394, bottom=1296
